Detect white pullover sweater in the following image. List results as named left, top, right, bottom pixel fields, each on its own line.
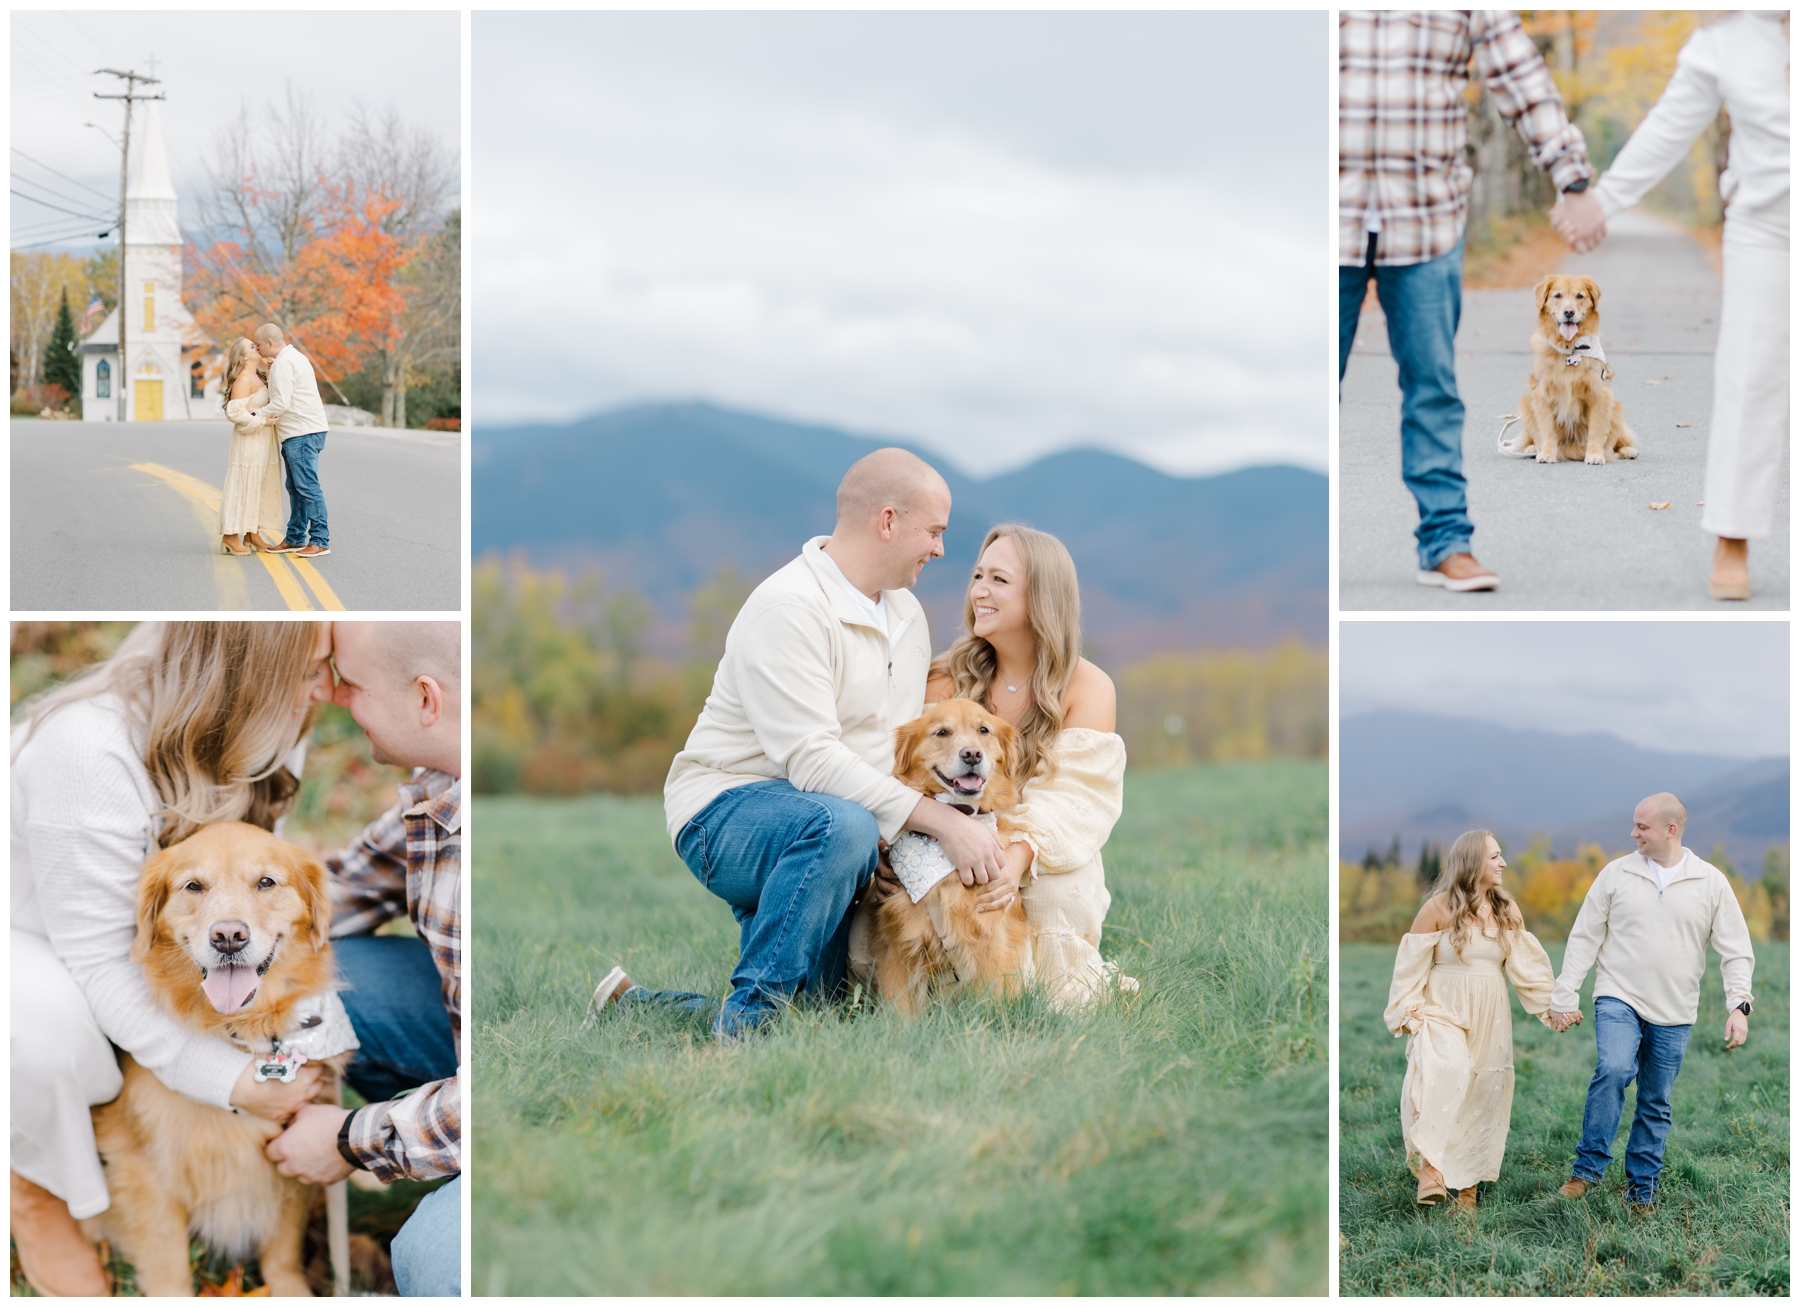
left=11, top=695, right=304, bottom=1107
left=1550, top=847, right=1756, bottom=1027
left=665, top=537, right=931, bottom=844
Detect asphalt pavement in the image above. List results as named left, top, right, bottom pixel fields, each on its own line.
left=1340, top=209, right=1789, bottom=610
left=11, top=421, right=461, bottom=612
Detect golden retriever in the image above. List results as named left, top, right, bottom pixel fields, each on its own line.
left=83, top=822, right=350, bottom=1296
left=1499, top=273, right=1639, bottom=465
left=870, top=699, right=1033, bottom=1014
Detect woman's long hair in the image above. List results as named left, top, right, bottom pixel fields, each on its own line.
left=16, top=622, right=323, bottom=847
left=939, top=524, right=1081, bottom=783
left=220, top=337, right=260, bottom=413
left=1429, top=829, right=1525, bottom=957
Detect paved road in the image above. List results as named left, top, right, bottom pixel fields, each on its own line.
left=1341, top=209, right=1788, bottom=610
left=12, top=421, right=461, bottom=612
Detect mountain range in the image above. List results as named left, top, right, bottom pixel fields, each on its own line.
left=1340, top=710, right=1789, bottom=874
left=472, top=401, right=1327, bottom=660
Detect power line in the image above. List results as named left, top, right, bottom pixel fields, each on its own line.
left=12, top=147, right=118, bottom=203
left=11, top=189, right=112, bottom=222
left=13, top=227, right=112, bottom=250
left=11, top=173, right=114, bottom=214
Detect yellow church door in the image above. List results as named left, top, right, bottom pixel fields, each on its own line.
left=134, top=379, right=163, bottom=422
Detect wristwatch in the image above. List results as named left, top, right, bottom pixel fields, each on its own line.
left=1735, top=1001, right=1752, bottom=1016
left=336, top=1108, right=368, bottom=1171
left=1562, top=177, right=1590, bottom=194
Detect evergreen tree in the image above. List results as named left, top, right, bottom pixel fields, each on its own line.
left=1385, top=835, right=1402, bottom=869
left=1417, top=842, right=1442, bottom=893
left=42, top=288, right=81, bottom=402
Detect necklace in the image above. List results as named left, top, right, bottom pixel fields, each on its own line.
left=1005, top=683, right=1019, bottom=693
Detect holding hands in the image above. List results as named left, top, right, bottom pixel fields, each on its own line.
left=1550, top=190, right=1607, bottom=254
left=1547, top=1009, right=1583, bottom=1034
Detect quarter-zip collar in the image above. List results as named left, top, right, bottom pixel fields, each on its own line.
left=801, top=536, right=917, bottom=644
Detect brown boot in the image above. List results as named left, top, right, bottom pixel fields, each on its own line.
left=1416, top=1161, right=1448, bottom=1206
left=1709, top=537, right=1750, bottom=601
left=9, top=1171, right=111, bottom=1297
left=1455, top=1185, right=1478, bottom=1211
left=1557, top=1176, right=1593, bottom=1199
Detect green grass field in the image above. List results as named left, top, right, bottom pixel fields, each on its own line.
left=473, top=760, right=1327, bottom=1295
left=1339, top=941, right=1790, bottom=1296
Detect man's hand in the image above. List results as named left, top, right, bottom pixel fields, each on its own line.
left=229, top=1058, right=323, bottom=1124
left=905, top=797, right=1006, bottom=886
left=1548, top=1009, right=1582, bottom=1033
left=266, top=1103, right=354, bottom=1185
left=865, top=842, right=902, bottom=904
left=974, top=841, right=1032, bottom=913
left=1725, top=1010, right=1748, bottom=1050
left=1550, top=190, right=1607, bottom=253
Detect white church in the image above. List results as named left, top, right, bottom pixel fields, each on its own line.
left=79, top=102, right=223, bottom=421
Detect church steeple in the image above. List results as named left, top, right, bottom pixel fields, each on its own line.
left=126, top=101, right=182, bottom=246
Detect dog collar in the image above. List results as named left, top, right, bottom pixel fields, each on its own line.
left=224, top=992, right=360, bottom=1081
left=1559, top=334, right=1606, bottom=367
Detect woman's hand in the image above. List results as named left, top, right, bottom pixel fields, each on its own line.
left=975, top=840, right=1033, bottom=913
left=229, top=1058, right=323, bottom=1124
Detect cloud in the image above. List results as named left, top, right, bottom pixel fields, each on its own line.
left=1341, top=621, right=1790, bottom=759
left=472, top=11, right=1326, bottom=477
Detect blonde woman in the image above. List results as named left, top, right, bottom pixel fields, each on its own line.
left=922, top=523, right=1135, bottom=1009
left=1385, top=830, right=1563, bottom=1211
left=219, top=336, right=286, bottom=556
left=9, top=622, right=334, bottom=1295
left=1552, top=12, right=1789, bottom=600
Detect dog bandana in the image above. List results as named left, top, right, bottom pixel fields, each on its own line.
left=889, top=794, right=1000, bottom=903
left=1558, top=334, right=1608, bottom=372
left=226, top=992, right=360, bottom=1083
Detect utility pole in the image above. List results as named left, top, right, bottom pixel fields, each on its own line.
left=95, top=67, right=163, bottom=422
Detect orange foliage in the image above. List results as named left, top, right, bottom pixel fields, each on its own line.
left=188, top=183, right=407, bottom=389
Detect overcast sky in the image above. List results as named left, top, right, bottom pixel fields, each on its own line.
left=473, top=10, right=1326, bottom=477
left=1342, top=622, right=1790, bottom=759
left=11, top=10, right=458, bottom=250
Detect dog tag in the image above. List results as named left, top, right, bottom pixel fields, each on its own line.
left=254, top=1049, right=308, bottom=1084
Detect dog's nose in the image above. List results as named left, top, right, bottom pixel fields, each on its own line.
left=209, top=920, right=250, bottom=955
left=959, top=746, right=984, bottom=767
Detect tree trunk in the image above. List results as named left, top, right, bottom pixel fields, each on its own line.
left=380, top=347, right=397, bottom=427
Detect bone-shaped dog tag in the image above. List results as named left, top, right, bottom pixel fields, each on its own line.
left=254, top=1050, right=308, bottom=1084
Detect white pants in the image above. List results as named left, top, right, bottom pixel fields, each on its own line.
left=10, top=929, right=122, bottom=1219
left=1701, top=195, right=1790, bottom=540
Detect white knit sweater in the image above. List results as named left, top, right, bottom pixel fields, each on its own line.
left=11, top=695, right=303, bottom=1108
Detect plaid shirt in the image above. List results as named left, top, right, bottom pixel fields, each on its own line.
left=329, top=769, right=461, bottom=1183
left=1339, top=10, right=1593, bottom=266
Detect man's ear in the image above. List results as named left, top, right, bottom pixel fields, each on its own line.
left=417, top=675, right=445, bottom=729
left=1534, top=277, right=1554, bottom=314
left=131, top=851, right=174, bottom=963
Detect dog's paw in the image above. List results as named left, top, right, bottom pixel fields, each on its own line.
left=1616, top=445, right=1639, bottom=459
left=1584, top=450, right=1607, bottom=466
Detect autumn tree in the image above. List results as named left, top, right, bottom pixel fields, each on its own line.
left=10, top=252, right=90, bottom=397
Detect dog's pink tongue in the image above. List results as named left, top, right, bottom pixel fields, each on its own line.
left=1559, top=322, right=1579, bottom=341
left=201, top=964, right=258, bottom=1014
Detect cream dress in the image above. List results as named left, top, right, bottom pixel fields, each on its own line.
left=1009, top=727, right=1136, bottom=1010
left=220, top=386, right=286, bottom=539
left=1384, top=927, right=1556, bottom=1190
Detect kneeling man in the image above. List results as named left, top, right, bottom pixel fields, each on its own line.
left=602, top=449, right=1007, bottom=1038
left=1548, top=792, right=1755, bottom=1212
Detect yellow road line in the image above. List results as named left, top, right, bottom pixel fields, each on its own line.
left=288, top=556, right=346, bottom=611
left=129, top=462, right=322, bottom=612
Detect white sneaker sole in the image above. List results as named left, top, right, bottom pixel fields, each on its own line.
left=583, top=965, right=632, bottom=1026
left=1416, top=569, right=1499, bottom=593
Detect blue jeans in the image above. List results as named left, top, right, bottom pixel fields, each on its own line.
left=1573, top=997, right=1693, bottom=1203
left=332, top=935, right=459, bottom=1295
left=279, top=431, right=329, bottom=548
left=1340, top=237, right=1474, bottom=570
left=674, top=779, right=880, bottom=1037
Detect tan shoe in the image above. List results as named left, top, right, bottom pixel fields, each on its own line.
left=9, top=1171, right=111, bottom=1297
left=1708, top=537, right=1750, bottom=601
left=1627, top=1198, right=1656, bottom=1217
left=1455, top=1185, right=1478, bottom=1211
left=1557, top=1176, right=1593, bottom=1199
left=1417, top=552, right=1500, bottom=592
left=1416, top=1162, right=1448, bottom=1206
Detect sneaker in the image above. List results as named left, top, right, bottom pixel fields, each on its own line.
left=1416, top=552, right=1499, bottom=592
left=582, top=965, right=634, bottom=1027
left=263, top=539, right=304, bottom=553
left=294, top=544, right=330, bottom=557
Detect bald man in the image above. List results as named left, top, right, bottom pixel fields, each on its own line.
left=253, top=324, right=333, bottom=558
left=622, top=448, right=1007, bottom=1039
left=1548, top=793, right=1756, bottom=1213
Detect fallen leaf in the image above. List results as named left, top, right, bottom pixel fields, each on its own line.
left=1648, top=502, right=1671, bottom=510
left=199, top=1266, right=270, bottom=1296
left=1696, top=501, right=1705, bottom=506
left=1497, top=413, right=1517, bottom=420
left=1643, top=379, right=1664, bottom=385
left=1675, top=422, right=1691, bottom=428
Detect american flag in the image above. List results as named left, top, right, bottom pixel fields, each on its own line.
left=78, top=295, right=105, bottom=335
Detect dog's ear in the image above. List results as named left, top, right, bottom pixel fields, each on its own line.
left=1533, top=277, right=1554, bottom=315
left=990, top=714, right=1022, bottom=785
left=1580, top=276, right=1600, bottom=310
left=131, top=848, right=175, bottom=963
left=892, top=716, right=924, bottom=782
left=281, top=842, right=334, bottom=951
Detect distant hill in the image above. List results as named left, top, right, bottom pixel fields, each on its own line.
left=1340, top=710, right=1788, bottom=873
left=472, top=401, right=1327, bottom=660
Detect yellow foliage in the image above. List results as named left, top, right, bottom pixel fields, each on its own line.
left=1117, top=640, right=1327, bottom=768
